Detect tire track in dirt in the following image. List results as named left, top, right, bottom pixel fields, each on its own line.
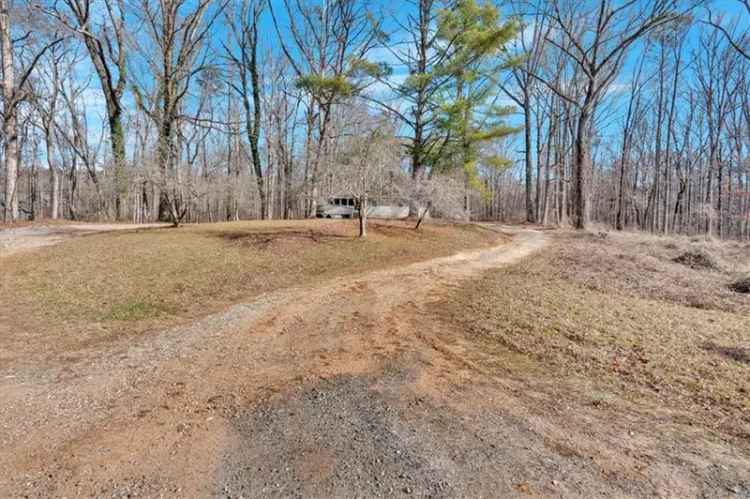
left=5, top=226, right=742, bottom=497
left=1, top=227, right=549, bottom=497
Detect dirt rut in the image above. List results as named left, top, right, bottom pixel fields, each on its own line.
left=0, top=227, right=546, bottom=496
left=3, top=227, right=744, bottom=497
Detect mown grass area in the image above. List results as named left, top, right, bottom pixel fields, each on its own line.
left=442, top=230, right=750, bottom=440
left=0, top=219, right=501, bottom=360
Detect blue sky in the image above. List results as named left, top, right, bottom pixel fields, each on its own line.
left=70, top=0, right=749, bottom=169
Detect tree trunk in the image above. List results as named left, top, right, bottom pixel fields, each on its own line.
left=50, top=166, right=60, bottom=219
left=110, top=111, right=127, bottom=220
left=572, top=106, right=592, bottom=230
left=414, top=200, right=432, bottom=230
left=1, top=0, right=18, bottom=222
left=30, top=149, right=38, bottom=220
left=523, top=88, right=535, bottom=222
left=358, top=194, right=368, bottom=238
left=157, top=106, right=175, bottom=223
left=247, top=20, right=266, bottom=220
left=68, top=158, right=78, bottom=220
left=45, top=121, right=60, bottom=219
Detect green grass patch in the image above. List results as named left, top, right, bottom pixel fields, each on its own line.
left=102, top=300, right=174, bottom=321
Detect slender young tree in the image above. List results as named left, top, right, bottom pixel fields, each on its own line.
left=224, top=0, right=267, bottom=218
left=40, top=0, right=128, bottom=219
left=1, top=0, right=60, bottom=222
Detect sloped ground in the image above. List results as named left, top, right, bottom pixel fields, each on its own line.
left=0, top=219, right=499, bottom=370
left=441, top=230, right=750, bottom=496
left=1, top=225, right=748, bottom=497
left=0, top=221, right=169, bottom=257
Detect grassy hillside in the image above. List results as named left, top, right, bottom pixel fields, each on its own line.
left=442, top=230, right=750, bottom=442
left=0, top=219, right=501, bottom=364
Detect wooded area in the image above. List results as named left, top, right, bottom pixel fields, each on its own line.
left=1, top=0, right=749, bottom=239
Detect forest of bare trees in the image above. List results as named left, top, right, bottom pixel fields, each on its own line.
left=1, top=0, right=749, bottom=239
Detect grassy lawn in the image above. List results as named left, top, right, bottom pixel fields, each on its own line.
left=0, top=219, right=500, bottom=362
left=441, top=231, right=750, bottom=441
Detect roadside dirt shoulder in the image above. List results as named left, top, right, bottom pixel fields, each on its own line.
left=1, top=227, right=547, bottom=496
left=0, top=223, right=168, bottom=258
left=4, top=227, right=745, bottom=497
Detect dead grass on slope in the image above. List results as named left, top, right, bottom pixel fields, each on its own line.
left=0, top=219, right=501, bottom=365
left=551, top=231, right=750, bottom=312
left=441, top=230, right=750, bottom=443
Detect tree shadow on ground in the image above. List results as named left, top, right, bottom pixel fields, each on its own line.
left=212, top=229, right=351, bottom=249
left=702, top=342, right=750, bottom=365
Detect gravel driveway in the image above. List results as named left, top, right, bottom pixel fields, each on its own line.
left=1, top=227, right=746, bottom=497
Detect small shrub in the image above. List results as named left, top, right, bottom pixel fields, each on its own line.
left=729, top=276, right=750, bottom=294
left=672, top=250, right=718, bottom=270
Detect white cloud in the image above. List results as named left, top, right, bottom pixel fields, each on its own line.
left=80, top=87, right=108, bottom=120
left=605, top=82, right=632, bottom=97
left=365, top=73, right=408, bottom=100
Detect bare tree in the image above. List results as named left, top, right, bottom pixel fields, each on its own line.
left=29, top=45, right=66, bottom=219
left=269, top=0, right=382, bottom=216
left=500, top=2, right=551, bottom=222
left=535, top=0, right=692, bottom=229
left=336, top=111, right=400, bottom=237
left=132, top=0, right=225, bottom=226
left=224, top=0, right=266, bottom=218
left=694, top=28, right=739, bottom=237
left=264, top=56, right=300, bottom=219
left=40, top=0, right=129, bottom=219
left=56, top=68, right=106, bottom=215
left=1, top=0, right=60, bottom=222
left=706, top=1, right=750, bottom=61
left=614, top=44, right=649, bottom=230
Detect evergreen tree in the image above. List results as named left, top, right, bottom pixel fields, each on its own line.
left=434, top=0, right=521, bottom=194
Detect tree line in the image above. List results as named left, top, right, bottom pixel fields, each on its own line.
left=1, top=0, right=749, bottom=240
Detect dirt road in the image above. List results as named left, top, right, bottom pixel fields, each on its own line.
left=1, top=227, right=745, bottom=497
left=0, top=223, right=168, bottom=258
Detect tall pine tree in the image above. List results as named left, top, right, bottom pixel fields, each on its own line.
left=434, top=0, right=521, bottom=203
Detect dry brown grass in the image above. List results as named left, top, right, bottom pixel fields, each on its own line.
left=0, top=219, right=500, bottom=363
left=550, top=231, right=750, bottom=312
left=441, top=229, right=750, bottom=441
left=0, top=218, right=103, bottom=230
